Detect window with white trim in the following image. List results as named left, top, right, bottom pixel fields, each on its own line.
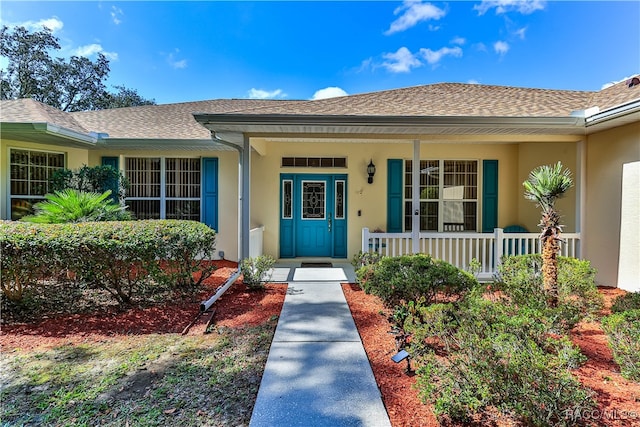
left=125, top=157, right=201, bottom=221
left=404, top=160, right=478, bottom=232
left=9, top=149, right=65, bottom=220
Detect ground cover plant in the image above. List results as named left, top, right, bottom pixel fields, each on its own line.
left=602, top=293, right=640, bottom=382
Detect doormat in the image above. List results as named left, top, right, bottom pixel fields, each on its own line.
left=300, top=262, right=333, bottom=268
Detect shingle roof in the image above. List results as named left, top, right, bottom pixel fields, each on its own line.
left=69, top=99, right=304, bottom=139
left=0, top=98, right=89, bottom=134
left=2, top=77, right=638, bottom=140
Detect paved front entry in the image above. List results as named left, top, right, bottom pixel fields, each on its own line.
left=249, top=274, right=391, bottom=426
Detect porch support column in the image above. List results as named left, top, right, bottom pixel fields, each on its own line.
left=576, top=140, right=586, bottom=254
left=412, top=139, right=420, bottom=254
left=239, top=134, right=251, bottom=260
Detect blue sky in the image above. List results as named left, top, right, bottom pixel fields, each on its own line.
left=1, top=1, right=639, bottom=104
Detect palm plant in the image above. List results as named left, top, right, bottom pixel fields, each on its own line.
left=21, top=189, right=131, bottom=223
left=522, top=162, right=573, bottom=307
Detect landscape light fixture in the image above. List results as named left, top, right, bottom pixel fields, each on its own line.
left=367, top=159, right=376, bottom=184
left=391, top=349, right=413, bottom=375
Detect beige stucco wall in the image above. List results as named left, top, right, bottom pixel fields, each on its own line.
left=250, top=140, right=523, bottom=260
left=0, top=139, right=89, bottom=219
left=88, top=150, right=240, bottom=261
left=583, top=122, right=640, bottom=287
left=517, top=142, right=578, bottom=233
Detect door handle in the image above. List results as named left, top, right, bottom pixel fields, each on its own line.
left=328, top=215, right=332, bottom=232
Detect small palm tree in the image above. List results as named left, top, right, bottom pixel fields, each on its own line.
left=523, top=162, right=573, bottom=307
left=21, top=189, right=131, bottom=223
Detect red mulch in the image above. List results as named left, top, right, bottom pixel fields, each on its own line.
left=0, top=261, right=287, bottom=352
left=343, top=284, right=640, bottom=427
left=2, top=263, right=640, bottom=426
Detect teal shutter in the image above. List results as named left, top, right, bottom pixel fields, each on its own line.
left=202, top=158, right=218, bottom=231
left=482, top=160, right=498, bottom=232
left=101, top=157, right=120, bottom=203
left=387, top=159, right=403, bottom=232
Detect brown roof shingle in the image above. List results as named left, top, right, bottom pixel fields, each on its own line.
left=2, top=77, right=639, bottom=140
left=0, top=98, right=89, bottom=134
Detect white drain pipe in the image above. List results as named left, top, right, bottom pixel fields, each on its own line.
left=200, top=269, right=241, bottom=312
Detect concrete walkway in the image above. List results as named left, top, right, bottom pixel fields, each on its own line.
left=249, top=265, right=392, bottom=427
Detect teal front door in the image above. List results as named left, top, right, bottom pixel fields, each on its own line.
left=280, top=174, right=347, bottom=258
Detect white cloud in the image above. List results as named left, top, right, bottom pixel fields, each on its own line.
left=248, top=88, right=286, bottom=99
left=450, top=37, right=466, bottom=45
left=514, top=27, right=527, bottom=39
left=381, top=47, right=422, bottom=73
left=474, top=0, right=546, bottom=15
left=311, top=87, right=348, bottom=100
left=385, top=1, right=446, bottom=35
left=493, top=41, right=510, bottom=55
left=474, top=42, right=488, bottom=52
left=467, top=79, right=480, bottom=84
left=5, top=17, right=64, bottom=33
left=111, top=6, right=124, bottom=25
left=74, top=43, right=118, bottom=60
left=420, top=46, right=463, bottom=65
left=166, top=49, right=187, bottom=69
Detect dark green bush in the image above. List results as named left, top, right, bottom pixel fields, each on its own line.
left=601, top=309, right=640, bottom=381
left=495, top=255, right=603, bottom=331
left=50, top=164, right=129, bottom=205
left=610, top=292, right=640, bottom=313
left=356, top=254, right=478, bottom=307
left=411, top=296, right=594, bottom=425
left=0, top=220, right=216, bottom=305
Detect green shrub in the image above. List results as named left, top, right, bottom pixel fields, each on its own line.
left=356, top=254, right=478, bottom=307
left=412, top=296, right=594, bottom=425
left=0, top=220, right=216, bottom=305
left=21, top=189, right=131, bottom=223
left=601, top=309, right=640, bottom=381
left=610, top=292, right=640, bottom=313
left=0, top=223, right=55, bottom=301
left=240, top=255, right=276, bottom=290
left=495, top=255, right=603, bottom=331
left=50, top=164, right=129, bottom=205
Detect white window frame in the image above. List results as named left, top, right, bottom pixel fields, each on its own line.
left=7, top=147, right=66, bottom=220
left=124, top=156, right=201, bottom=221
left=404, top=159, right=479, bottom=232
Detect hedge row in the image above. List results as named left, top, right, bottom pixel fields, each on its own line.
left=0, top=220, right=217, bottom=305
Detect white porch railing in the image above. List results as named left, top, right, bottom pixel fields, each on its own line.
left=362, top=227, right=581, bottom=281
left=249, top=226, right=265, bottom=258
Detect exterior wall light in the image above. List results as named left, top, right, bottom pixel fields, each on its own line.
left=367, top=159, right=376, bottom=184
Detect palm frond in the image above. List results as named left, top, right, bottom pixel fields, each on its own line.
left=523, top=161, right=573, bottom=210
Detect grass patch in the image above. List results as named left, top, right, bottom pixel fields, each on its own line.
left=0, top=318, right=277, bottom=426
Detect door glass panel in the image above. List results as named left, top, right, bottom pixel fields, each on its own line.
left=282, top=180, right=293, bottom=219
left=335, top=180, right=345, bottom=219
left=302, top=181, right=325, bottom=219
